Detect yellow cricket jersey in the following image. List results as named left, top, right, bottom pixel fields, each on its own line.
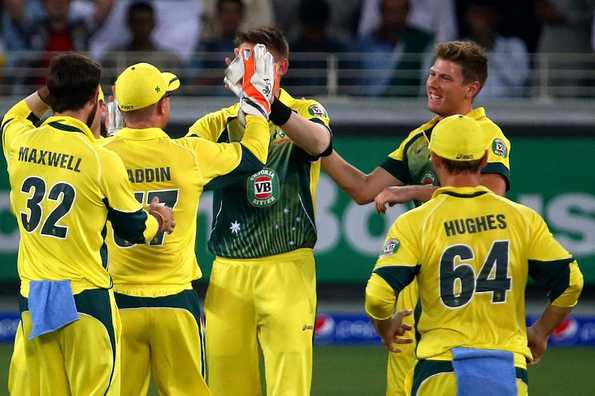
left=2, top=100, right=159, bottom=297
left=365, top=185, right=583, bottom=364
left=381, top=107, right=511, bottom=193
left=187, top=90, right=331, bottom=259
left=100, top=115, right=269, bottom=296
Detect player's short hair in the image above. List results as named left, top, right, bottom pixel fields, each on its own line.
left=217, top=0, right=244, bottom=13
left=441, top=157, right=483, bottom=174
left=127, top=1, right=155, bottom=22
left=435, top=41, right=488, bottom=89
left=47, top=53, right=101, bottom=113
left=235, top=26, right=289, bottom=59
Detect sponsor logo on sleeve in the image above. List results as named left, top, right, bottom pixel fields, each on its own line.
left=382, top=239, right=400, bottom=256
left=308, top=103, right=328, bottom=119
left=491, top=138, right=508, bottom=158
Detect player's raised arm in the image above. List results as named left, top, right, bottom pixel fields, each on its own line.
left=1, top=88, right=51, bottom=160
left=98, top=148, right=174, bottom=243
left=180, top=45, right=274, bottom=187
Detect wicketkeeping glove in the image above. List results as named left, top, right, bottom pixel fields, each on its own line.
left=239, top=44, right=275, bottom=119
left=223, top=54, right=243, bottom=98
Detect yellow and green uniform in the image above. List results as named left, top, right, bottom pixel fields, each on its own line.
left=378, top=107, right=511, bottom=395
left=187, top=90, right=331, bottom=396
left=2, top=100, right=159, bottom=396
left=100, top=115, right=269, bottom=396
left=365, top=186, right=583, bottom=396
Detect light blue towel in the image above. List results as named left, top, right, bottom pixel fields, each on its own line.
left=452, top=348, right=517, bottom=396
left=28, top=280, right=80, bottom=340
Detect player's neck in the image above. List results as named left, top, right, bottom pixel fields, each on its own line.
left=55, top=110, right=89, bottom=125
left=440, top=173, right=481, bottom=189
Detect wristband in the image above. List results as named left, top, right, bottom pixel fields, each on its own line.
left=269, top=98, right=292, bottom=126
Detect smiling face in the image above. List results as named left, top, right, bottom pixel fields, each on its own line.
left=426, top=58, right=479, bottom=118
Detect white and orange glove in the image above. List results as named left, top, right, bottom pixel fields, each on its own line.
left=225, top=44, right=275, bottom=120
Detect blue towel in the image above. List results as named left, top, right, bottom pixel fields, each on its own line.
left=452, top=348, right=516, bottom=396
left=28, top=280, right=79, bottom=340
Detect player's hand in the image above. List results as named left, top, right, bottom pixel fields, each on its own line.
left=223, top=54, right=243, bottom=98
left=374, top=186, right=407, bottom=214
left=239, top=44, right=275, bottom=119
left=527, top=323, right=549, bottom=364
left=373, top=310, right=413, bottom=353
left=148, top=196, right=176, bottom=234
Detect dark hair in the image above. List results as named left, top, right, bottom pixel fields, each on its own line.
left=299, top=0, right=330, bottom=26
left=235, top=26, right=289, bottom=59
left=434, top=41, right=488, bottom=89
left=127, top=1, right=155, bottom=22
left=441, top=157, right=484, bottom=174
left=217, top=0, right=243, bottom=13
left=46, top=53, right=101, bottom=113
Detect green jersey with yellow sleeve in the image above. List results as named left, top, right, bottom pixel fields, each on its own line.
left=2, top=100, right=159, bottom=297
left=365, top=185, right=583, bottom=364
left=381, top=107, right=511, bottom=196
left=100, top=115, right=269, bottom=296
left=187, top=90, right=331, bottom=258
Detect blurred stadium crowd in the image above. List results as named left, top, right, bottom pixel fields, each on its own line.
left=0, top=0, right=595, bottom=98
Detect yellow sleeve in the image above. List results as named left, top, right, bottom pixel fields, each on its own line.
left=527, top=209, right=583, bottom=307
left=299, top=100, right=331, bottom=128
left=187, top=105, right=238, bottom=141
left=481, top=123, right=511, bottom=189
left=365, top=274, right=397, bottom=320
left=1, top=100, right=40, bottom=161
left=179, top=116, right=269, bottom=187
left=98, top=149, right=159, bottom=244
left=365, top=216, right=421, bottom=320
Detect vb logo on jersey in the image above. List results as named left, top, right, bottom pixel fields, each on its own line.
left=247, top=168, right=280, bottom=207
left=491, top=138, right=508, bottom=158
left=382, top=239, right=400, bottom=256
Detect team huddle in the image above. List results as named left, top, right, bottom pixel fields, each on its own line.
left=1, top=26, right=583, bottom=396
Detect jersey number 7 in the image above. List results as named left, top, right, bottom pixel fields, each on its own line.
left=114, top=189, right=179, bottom=247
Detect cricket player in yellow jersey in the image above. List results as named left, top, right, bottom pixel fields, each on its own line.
left=101, top=46, right=275, bottom=396
left=187, top=27, right=332, bottom=396
left=366, top=114, right=583, bottom=396
left=322, top=41, right=510, bottom=395
left=2, top=54, right=174, bottom=396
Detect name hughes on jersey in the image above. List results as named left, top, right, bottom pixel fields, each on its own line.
left=18, top=146, right=81, bottom=172
left=444, top=214, right=507, bottom=237
left=127, top=167, right=172, bottom=184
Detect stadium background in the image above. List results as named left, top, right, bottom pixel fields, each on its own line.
left=1, top=99, right=594, bottom=395
left=1, top=0, right=595, bottom=394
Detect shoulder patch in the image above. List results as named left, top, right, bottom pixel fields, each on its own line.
left=491, top=138, right=508, bottom=158
left=307, top=103, right=328, bottom=119
left=382, top=239, right=400, bottom=256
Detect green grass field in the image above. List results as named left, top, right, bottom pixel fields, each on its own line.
left=0, top=344, right=593, bottom=395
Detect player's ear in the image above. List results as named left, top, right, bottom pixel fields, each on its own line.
left=466, top=81, right=481, bottom=99
left=277, top=58, right=289, bottom=76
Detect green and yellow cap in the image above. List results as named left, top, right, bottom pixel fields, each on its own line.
left=429, top=114, right=488, bottom=161
left=114, top=63, right=180, bottom=112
